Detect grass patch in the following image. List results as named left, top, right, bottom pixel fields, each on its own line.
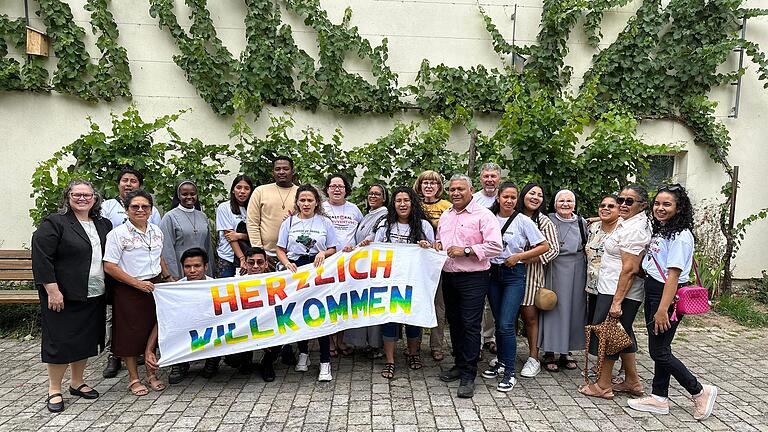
left=0, top=282, right=40, bottom=338
left=714, top=295, right=768, bottom=328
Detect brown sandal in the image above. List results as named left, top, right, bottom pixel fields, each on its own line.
left=612, top=379, right=644, bottom=396
left=146, top=375, right=166, bottom=392
left=578, top=382, right=614, bottom=400
left=127, top=379, right=149, bottom=397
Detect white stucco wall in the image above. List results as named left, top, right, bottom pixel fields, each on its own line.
left=1, top=0, right=766, bottom=277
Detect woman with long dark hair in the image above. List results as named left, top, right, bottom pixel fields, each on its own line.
left=515, top=183, right=560, bottom=377
left=628, top=184, right=717, bottom=420
left=481, top=183, right=549, bottom=392
left=368, top=187, right=434, bottom=379
left=276, top=184, right=339, bottom=381
left=215, top=175, right=254, bottom=277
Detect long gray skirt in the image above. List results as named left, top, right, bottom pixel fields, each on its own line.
left=538, top=253, right=587, bottom=354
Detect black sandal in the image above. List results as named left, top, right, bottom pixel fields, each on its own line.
left=559, top=354, right=578, bottom=370
left=407, top=355, right=423, bottom=370
left=381, top=363, right=395, bottom=379
left=543, top=354, right=560, bottom=372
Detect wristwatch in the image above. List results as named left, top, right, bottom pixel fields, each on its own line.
left=464, top=247, right=472, bottom=257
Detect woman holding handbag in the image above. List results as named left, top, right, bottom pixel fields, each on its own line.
left=627, top=184, right=718, bottom=420
left=579, top=185, right=651, bottom=399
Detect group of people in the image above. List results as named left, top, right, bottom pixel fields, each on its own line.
left=30, top=157, right=717, bottom=421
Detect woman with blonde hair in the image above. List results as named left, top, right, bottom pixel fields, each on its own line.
left=413, top=170, right=451, bottom=361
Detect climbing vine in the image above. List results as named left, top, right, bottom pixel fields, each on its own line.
left=85, top=0, right=131, bottom=100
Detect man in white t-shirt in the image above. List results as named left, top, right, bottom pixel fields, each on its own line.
left=101, top=167, right=161, bottom=379
left=472, top=162, right=502, bottom=356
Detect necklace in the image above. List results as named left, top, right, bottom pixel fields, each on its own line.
left=559, top=223, right=575, bottom=247
left=275, top=184, right=291, bottom=210
left=135, top=226, right=153, bottom=251
left=180, top=209, right=199, bottom=235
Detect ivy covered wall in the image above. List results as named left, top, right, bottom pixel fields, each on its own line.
left=0, top=0, right=767, bottom=278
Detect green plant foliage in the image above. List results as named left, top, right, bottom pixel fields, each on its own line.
left=29, top=105, right=229, bottom=225
left=232, top=111, right=355, bottom=191
left=583, top=0, right=633, bottom=47
left=85, top=0, right=132, bottom=100
left=349, top=117, right=465, bottom=204
left=714, top=294, right=768, bottom=327
left=0, top=13, right=49, bottom=92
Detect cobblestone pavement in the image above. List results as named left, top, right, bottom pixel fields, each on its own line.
left=0, top=325, right=765, bottom=431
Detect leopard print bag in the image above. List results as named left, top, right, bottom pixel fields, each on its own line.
left=583, top=316, right=633, bottom=383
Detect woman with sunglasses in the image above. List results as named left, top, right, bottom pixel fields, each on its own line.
left=585, top=195, right=620, bottom=324
left=579, top=185, right=651, bottom=399
left=413, top=170, right=451, bottom=362
left=104, top=190, right=174, bottom=397
left=159, top=180, right=215, bottom=280
left=277, top=184, right=339, bottom=381
left=32, top=180, right=112, bottom=412
left=627, top=184, right=717, bottom=420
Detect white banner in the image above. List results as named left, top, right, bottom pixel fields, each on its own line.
left=154, top=244, right=447, bottom=366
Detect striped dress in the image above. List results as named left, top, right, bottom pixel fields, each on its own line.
left=522, top=214, right=560, bottom=306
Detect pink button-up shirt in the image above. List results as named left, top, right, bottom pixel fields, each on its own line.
left=436, top=198, right=502, bottom=273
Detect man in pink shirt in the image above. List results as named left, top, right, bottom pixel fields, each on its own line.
left=434, top=174, right=502, bottom=398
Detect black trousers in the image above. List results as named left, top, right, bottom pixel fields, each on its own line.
left=442, top=270, right=490, bottom=381
left=644, top=276, right=703, bottom=397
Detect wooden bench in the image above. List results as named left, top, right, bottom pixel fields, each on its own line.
left=0, top=250, right=39, bottom=304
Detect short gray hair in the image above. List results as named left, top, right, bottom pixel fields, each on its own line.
left=448, top=174, right=473, bottom=189
left=479, top=162, right=501, bottom=174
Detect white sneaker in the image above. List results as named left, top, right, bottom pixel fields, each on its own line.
left=318, top=362, right=333, bottom=381
left=295, top=353, right=310, bottom=372
left=520, top=357, right=540, bottom=378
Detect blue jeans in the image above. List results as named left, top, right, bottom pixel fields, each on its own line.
left=381, top=322, right=422, bottom=342
left=216, top=258, right=236, bottom=278
left=487, top=263, right=526, bottom=373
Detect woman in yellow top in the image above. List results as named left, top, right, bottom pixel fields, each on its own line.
left=413, top=170, right=451, bottom=361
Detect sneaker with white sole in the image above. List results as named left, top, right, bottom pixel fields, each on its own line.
left=295, top=353, right=310, bottom=372
left=482, top=362, right=505, bottom=379
left=520, top=357, right=540, bottom=378
left=318, top=362, right=332, bottom=381
left=627, top=395, right=670, bottom=415
left=496, top=372, right=516, bottom=392
left=692, top=384, right=717, bottom=421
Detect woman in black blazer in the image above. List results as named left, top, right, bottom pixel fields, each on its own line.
left=32, top=180, right=112, bottom=413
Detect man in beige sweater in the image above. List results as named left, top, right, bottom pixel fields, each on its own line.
left=247, top=156, right=299, bottom=270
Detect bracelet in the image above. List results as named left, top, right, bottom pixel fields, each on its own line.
left=160, top=274, right=171, bottom=281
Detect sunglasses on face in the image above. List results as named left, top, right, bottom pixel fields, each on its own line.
left=599, top=203, right=616, bottom=209
left=247, top=259, right=266, bottom=266
left=616, top=197, right=642, bottom=206
left=129, top=204, right=152, bottom=211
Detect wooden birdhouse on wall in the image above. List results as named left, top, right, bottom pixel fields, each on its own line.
left=25, top=26, right=49, bottom=57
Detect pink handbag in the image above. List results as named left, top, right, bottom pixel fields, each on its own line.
left=651, top=255, right=710, bottom=321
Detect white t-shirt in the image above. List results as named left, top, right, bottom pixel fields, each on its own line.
left=322, top=201, right=363, bottom=247
left=491, top=213, right=546, bottom=265
left=102, top=198, right=161, bottom=228
left=597, top=211, right=652, bottom=301
left=643, top=230, right=694, bottom=284
left=103, top=221, right=164, bottom=280
left=79, top=220, right=105, bottom=297
left=373, top=220, right=435, bottom=244
left=277, top=215, right=339, bottom=261
left=216, top=202, right=247, bottom=263
left=472, top=191, right=496, bottom=208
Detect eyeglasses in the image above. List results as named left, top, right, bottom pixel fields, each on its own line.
left=368, top=192, right=383, bottom=197
left=616, top=197, right=642, bottom=206
left=247, top=259, right=266, bottom=266
left=598, top=203, right=616, bottom=209
left=328, top=184, right=345, bottom=190
left=129, top=204, right=152, bottom=211
left=657, top=184, right=682, bottom=193
left=421, top=180, right=439, bottom=186
left=70, top=193, right=94, bottom=200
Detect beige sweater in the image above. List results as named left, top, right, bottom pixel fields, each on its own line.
left=246, top=183, right=298, bottom=254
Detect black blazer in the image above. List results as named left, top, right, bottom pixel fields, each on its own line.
left=32, top=211, right=113, bottom=302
